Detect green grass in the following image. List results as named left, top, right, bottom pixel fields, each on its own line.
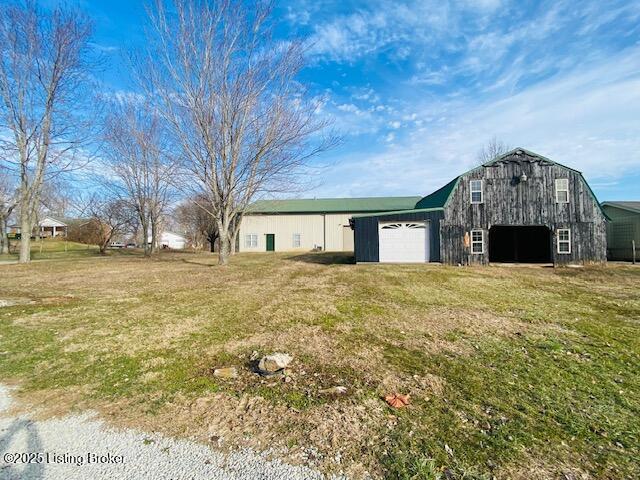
left=0, top=252, right=638, bottom=478
left=0, top=237, right=101, bottom=261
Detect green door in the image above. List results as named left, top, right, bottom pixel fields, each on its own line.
left=266, top=234, right=275, bottom=252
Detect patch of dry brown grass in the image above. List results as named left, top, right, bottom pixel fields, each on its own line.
left=1, top=252, right=638, bottom=478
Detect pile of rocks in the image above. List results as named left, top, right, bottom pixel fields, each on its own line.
left=212, top=352, right=348, bottom=397
left=255, top=352, right=292, bottom=376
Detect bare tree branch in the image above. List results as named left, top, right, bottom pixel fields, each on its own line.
left=477, top=137, right=512, bottom=164
left=0, top=1, right=95, bottom=262
left=138, top=0, right=337, bottom=265
left=101, top=99, right=178, bottom=257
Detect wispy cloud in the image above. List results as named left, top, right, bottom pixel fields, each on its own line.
left=313, top=46, right=640, bottom=198
left=308, top=0, right=454, bottom=63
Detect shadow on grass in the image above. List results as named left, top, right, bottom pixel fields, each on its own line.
left=180, top=258, right=217, bottom=268
left=285, top=252, right=355, bottom=265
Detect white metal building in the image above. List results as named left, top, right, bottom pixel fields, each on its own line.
left=239, top=197, right=422, bottom=253
left=148, top=231, right=188, bottom=250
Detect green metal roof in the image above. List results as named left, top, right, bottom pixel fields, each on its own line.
left=246, top=196, right=423, bottom=214
left=414, top=177, right=460, bottom=209
left=352, top=207, right=444, bottom=218
left=248, top=149, right=606, bottom=220
left=601, top=201, right=640, bottom=215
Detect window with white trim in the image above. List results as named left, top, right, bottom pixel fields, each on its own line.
left=470, top=179, right=483, bottom=204
left=245, top=234, right=258, bottom=248
left=471, top=229, right=484, bottom=254
left=557, top=229, right=571, bottom=254
left=555, top=178, right=569, bottom=203
left=292, top=233, right=301, bottom=248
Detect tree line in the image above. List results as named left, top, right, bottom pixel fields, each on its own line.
left=0, top=0, right=335, bottom=264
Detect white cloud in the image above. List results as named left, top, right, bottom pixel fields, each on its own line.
left=313, top=47, right=640, bottom=198
left=336, top=103, right=362, bottom=114
left=286, top=6, right=311, bottom=25
left=463, top=0, right=503, bottom=11
left=308, top=1, right=452, bottom=62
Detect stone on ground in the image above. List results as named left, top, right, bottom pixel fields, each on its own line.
left=257, top=353, right=293, bottom=375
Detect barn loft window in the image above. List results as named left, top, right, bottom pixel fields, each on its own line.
left=470, top=180, right=483, bottom=204
left=245, top=234, right=258, bottom=248
left=557, top=229, right=571, bottom=254
left=471, top=229, right=484, bottom=254
left=292, top=233, right=301, bottom=248
left=555, top=178, right=569, bottom=203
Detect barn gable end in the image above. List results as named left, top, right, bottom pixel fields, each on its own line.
left=441, top=149, right=607, bottom=265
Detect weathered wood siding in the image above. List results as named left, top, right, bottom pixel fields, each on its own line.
left=354, top=210, right=444, bottom=262
left=442, top=151, right=607, bottom=265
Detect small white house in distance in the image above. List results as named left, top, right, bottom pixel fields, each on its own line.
left=8, top=216, right=69, bottom=237
left=148, top=231, right=188, bottom=250
left=239, top=197, right=422, bottom=252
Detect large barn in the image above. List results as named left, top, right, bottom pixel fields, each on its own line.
left=354, top=148, right=607, bottom=265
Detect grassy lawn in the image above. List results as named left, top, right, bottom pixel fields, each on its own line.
left=0, top=238, right=102, bottom=261
left=0, top=251, right=638, bottom=479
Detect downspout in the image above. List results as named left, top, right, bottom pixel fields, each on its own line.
left=323, top=214, right=326, bottom=251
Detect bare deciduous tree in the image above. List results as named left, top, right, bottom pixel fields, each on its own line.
left=477, top=137, right=512, bottom=164
left=40, top=177, right=74, bottom=218
left=102, top=100, right=177, bottom=257
left=175, top=197, right=219, bottom=252
left=85, top=196, right=135, bottom=254
left=0, top=171, right=17, bottom=254
left=139, top=0, right=336, bottom=265
left=0, top=1, right=94, bottom=263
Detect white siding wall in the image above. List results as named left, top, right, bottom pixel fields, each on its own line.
left=239, top=213, right=354, bottom=252
left=324, top=214, right=353, bottom=251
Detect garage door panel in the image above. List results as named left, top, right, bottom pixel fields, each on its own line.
left=379, top=222, right=429, bottom=263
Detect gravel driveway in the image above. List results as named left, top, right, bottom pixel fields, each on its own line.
left=0, top=385, right=333, bottom=480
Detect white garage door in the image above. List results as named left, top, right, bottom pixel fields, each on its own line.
left=379, top=222, right=429, bottom=263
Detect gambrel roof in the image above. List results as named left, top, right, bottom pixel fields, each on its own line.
left=413, top=148, right=606, bottom=216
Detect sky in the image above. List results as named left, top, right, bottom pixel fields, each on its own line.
left=45, top=0, right=640, bottom=200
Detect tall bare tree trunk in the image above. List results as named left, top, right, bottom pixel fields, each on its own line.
left=230, top=217, right=240, bottom=255
left=150, top=217, right=158, bottom=254
left=0, top=214, right=8, bottom=254
left=19, top=208, right=31, bottom=262
left=140, top=215, right=151, bottom=257
left=208, top=230, right=217, bottom=253
left=0, top=173, right=16, bottom=255
left=217, top=220, right=231, bottom=265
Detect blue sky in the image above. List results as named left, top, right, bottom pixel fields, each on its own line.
left=53, top=0, right=640, bottom=200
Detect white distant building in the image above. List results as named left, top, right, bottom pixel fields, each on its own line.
left=148, top=231, right=188, bottom=250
